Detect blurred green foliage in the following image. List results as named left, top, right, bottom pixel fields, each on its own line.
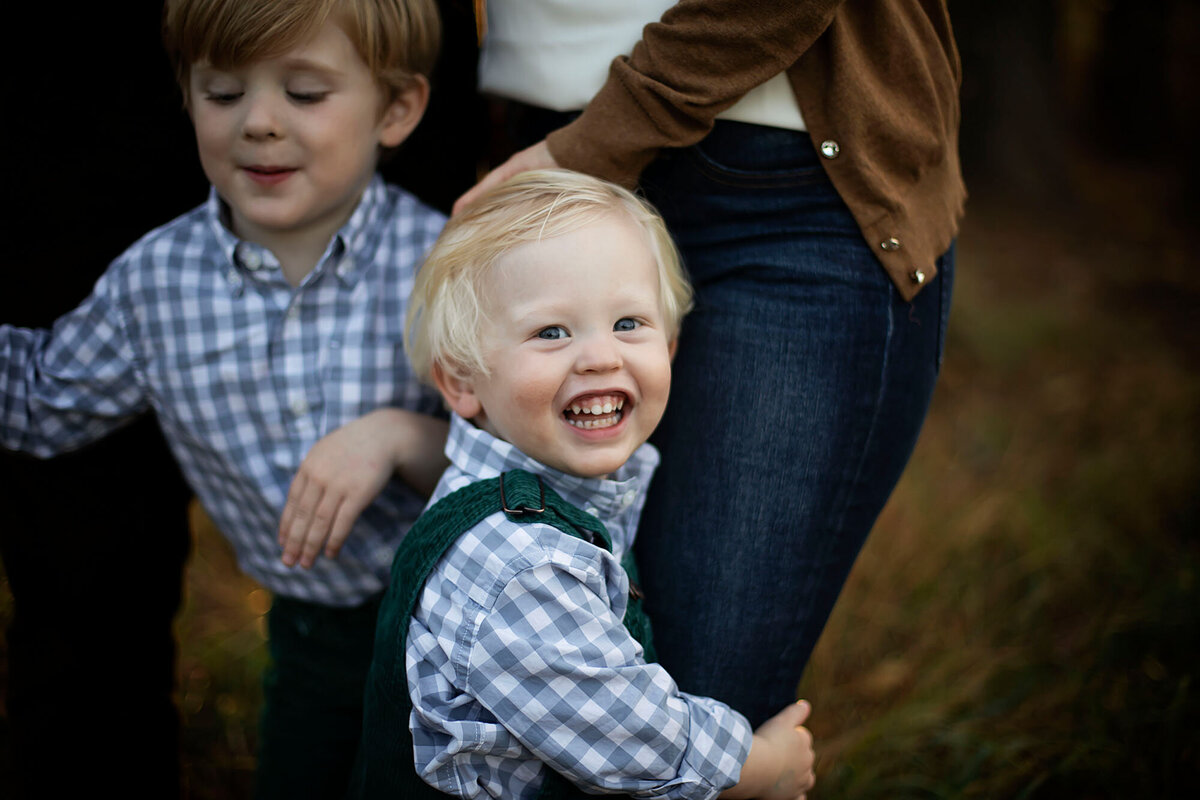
left=796, top=186, right=1199, bottom=798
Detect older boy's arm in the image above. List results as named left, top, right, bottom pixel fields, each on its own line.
left=2, top=283, right=146, bottom=456
left=278, top=408, right=448, bottom=568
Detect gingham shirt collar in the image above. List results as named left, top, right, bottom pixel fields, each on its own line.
left=206, top=175, right=392, bottom=295
left=438, top=413, right=660, bottom=556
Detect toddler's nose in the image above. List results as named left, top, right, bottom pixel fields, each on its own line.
left=575, top=335, right=622, bottom=373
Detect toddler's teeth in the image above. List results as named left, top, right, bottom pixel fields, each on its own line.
left=571, top=404, right=581, bottom=414
left=602, top=402, right=613, bottom=413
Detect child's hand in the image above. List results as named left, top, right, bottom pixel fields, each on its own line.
left=278, top=409, right=448, bottom=568
left=721, top=700, right=816, bottom=800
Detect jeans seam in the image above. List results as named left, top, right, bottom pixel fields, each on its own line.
left=777, top=290, right=895, bottom=683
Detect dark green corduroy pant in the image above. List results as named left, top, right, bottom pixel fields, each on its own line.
left=254, top=592, right=383, bottom=800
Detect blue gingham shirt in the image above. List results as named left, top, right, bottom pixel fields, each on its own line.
left=407, top=414, right=752, bottom=799
left=1, top=176, right=445, bottom=605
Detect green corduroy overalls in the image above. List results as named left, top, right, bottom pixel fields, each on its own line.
left=348, top=469, right=655, bottom=800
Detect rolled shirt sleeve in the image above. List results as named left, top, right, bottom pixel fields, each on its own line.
left=1, top=265, right=146, bottom=456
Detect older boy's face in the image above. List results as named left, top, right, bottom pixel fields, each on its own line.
left=187, top=20, right=419, bottom=258
left=459, top=212, right=675, bottom=479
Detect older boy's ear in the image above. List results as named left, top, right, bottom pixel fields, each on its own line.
left=432, top=361, right=483, bottom=420
left=378, top=76, right=430, bottom=149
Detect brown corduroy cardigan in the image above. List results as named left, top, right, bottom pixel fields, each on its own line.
left=544, top=0, right=966, bottom=300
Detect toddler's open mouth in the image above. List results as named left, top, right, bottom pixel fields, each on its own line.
left=563, top=393, right=627, bottom=430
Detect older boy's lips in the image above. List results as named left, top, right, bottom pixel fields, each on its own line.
left=242, top=165, right=297, bottom=186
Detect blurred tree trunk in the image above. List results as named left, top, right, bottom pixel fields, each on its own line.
left=954, top=0, right=1068, bottom=205
left=952, top=0, right=1197, bottom=215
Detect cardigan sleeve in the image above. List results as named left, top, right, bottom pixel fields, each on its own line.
left=545, top=0, right=845, bottom=187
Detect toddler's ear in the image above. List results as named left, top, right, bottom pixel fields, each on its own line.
left=432, top=361, right=482, bottom=420
left=668, top=338, right=679, bottom=362
left=378, top=75, right=430, bottom=149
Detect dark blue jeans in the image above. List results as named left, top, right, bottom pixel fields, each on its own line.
left=505, top=109, right=954, bottom=727
left=636, top=121, right=954, bottom=726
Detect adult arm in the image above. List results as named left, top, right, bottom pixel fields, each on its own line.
left=547, top=0, right=843, bottom=186
left=454, top=0, right=842, bottom=213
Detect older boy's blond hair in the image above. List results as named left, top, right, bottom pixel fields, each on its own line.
left=406, top=169, right=693, bottom=384
left=163, top=0, right=440, bottom=105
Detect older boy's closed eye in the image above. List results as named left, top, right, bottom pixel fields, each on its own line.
left=2, top=1, right=450, bottom=795
left=353, top=170, right=817, bottom=800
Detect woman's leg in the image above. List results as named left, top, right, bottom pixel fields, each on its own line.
left=637, top=122, right=955, bottom=726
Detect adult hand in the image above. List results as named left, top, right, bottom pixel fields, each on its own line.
left=452, top=140, right=560, bottom=216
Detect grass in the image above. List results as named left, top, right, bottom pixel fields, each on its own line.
left=796, top=177, right=1199, bottom=797
left=2, top=155, right=1197, bottom=798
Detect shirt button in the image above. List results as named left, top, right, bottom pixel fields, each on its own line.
left=337, top=258, right=353, bottom=277
left=621, top=490, right=637, bottom=509
left=881, top=237, right=902, bottom=251
left=584, top=506, right=599, bottom=518
left=290, top=394, right=309, bottom=417
left=910, top=269, right=927, bottom=285
left=242, top=250, right=263, bottom=270
left=819, top=140, right=840, bottom=159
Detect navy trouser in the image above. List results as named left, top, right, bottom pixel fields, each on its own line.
left=636, top=121, right=954, bottom=726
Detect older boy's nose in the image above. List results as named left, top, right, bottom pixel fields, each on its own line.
left=242, top=92, right=284, bottom=140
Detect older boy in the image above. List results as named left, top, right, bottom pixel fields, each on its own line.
left=352, top=170, right=816, bottom=800
left=1, top=1, right=447, bottom=796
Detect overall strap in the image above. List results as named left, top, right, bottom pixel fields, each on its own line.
left=351, top=470, right=651, bottom=800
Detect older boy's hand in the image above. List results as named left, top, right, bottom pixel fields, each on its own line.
left=278, top=409, right=448, bottom=568
left=452, top=140, right=559, bottom=216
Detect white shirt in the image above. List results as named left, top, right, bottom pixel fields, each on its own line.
left=480, top=0, right=806, bottom=130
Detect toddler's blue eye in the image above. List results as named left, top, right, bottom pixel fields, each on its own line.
left=614, top=318, right=641, bottom=332
left=537, top=326, right=569, bottom=340
left=206, top=92, right=242, bottom=105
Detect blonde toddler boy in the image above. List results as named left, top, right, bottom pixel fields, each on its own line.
left=352, top=170, right=817, bottom=799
